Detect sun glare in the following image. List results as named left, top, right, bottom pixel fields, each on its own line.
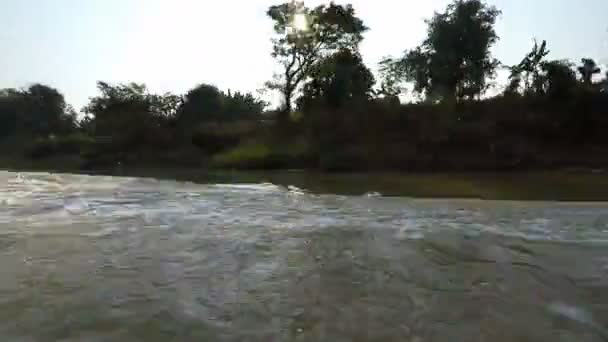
left=292, top=13, right=309, bottom=32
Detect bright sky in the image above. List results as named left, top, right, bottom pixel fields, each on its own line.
left=1, top=0, right=607, bottom=109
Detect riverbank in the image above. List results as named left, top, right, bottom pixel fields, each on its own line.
left=3, top=157, right=608, bottom=201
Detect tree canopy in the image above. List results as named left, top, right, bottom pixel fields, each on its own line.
left=177, top=84, right=266, bottom=129
left=299, top=48, right=374, bottom=110
left=578, top=58, right=602, bottom=85
left=267, top=1, right=367, bottom=117
left=381, top=0, right=501, bottom=102
left=538, top=59, right=578, bottom=99
left=1, top=0, right=608, bottom=172
left=0, top=84, right=75, bottom=138
left=507, top=39, right=550, bottom=96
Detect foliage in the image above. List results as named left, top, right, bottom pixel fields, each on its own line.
left=377, top=56, right=406, bottom=98
left=508, top=40, right=550, bottom=95
left=177, top=84, right=265, bottom=129
left=83, top=82, right=177, bottom=149
left=223, top=90, right=267, bottom=120
left=299, top=48, right=374, bottom=109
left=382, top=0, right=501, bottom=102
left=27, top=134, right=95, bottom=159
left=538, top=60, right=578, bottom=99
left=211, top=143, right=272, bottom=168
left=0, top=89, right=22, bottom=138
left=578, top=58, right=601, bottom=85
left=4, top=1, right=608, bottom=173
left=178, top=84, right=223, bottom=126
left=0, top=84, right=76, bottom=138
left=191, top=121, right=260, bottom=153
left=211, top=140, right=311, bottom=169
left=266, top=1, right=367, bottom=115
left=506, top=45, right=597, bottom=99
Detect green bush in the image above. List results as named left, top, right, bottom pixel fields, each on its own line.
left=211, top=140, right=312, bottom=169
left=211, top=143, right=271, bottom=168
left=26, top=134, right=95, bottom=159
left=191, top=121, right=260, bottom=153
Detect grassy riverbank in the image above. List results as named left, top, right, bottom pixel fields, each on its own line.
left=3, top=156, right=608, bottom=201
left=142, top=169, right=608, bottom=201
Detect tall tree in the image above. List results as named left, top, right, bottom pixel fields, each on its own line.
left=83, top=82, right=177, bottom=147
left=178, top=84, right=224, bottom=127
left=504, top=67, right=523, bottom=96
left=377, top=56, right=409, bottom=98
left=299, top=48, right=375, bottom=109
left=222, top=90, right=267, bottom=121
left=0, top=84, right=75, bottom=137
left=267, top=1, right=367, bottom=119
left=382, top=0, right=501, bottom=102
left=577, top=58, right=601, bottom=85
left=177, top=84, right=265, bottom=128
left=0, top=88, right=23, bottom=138
left=538, top=60, right=577, bottom=98
left=522, top=40, right=550, bottom=94
left=24, top=84, right=68, bottom=135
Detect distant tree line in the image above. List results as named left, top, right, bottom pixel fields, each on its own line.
left=1, top=0, right=608, bottom=171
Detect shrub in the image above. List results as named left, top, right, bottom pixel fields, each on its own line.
left=211, top=143, right=272, bottom=169
left=211, top=140, right=312, bottom=169
left=26, top=134, right=94, bottom=159
left=191, top=121, right=260, bottom=153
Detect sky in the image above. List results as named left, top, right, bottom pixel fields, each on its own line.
left=1, top=0, right=607, bottom=109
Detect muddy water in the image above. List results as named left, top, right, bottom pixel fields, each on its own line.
left=1, top=171, right=607, bottom=341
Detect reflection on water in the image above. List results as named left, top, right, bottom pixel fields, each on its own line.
left=1, top=171, right=608, bottom=341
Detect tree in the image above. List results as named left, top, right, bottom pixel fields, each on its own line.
left=83, top=82, right=177, bottom=148
left=299, top=48, right=375, bottom=109
left=267, top=1, right=367, bottom=119
left=382, top=0, right=501, bottom=102
left=150, top=93, right=182, bottom=119
left=24, top=84, right=69, bottom=135
left=377, top=56, right=408, bottom=98
left=0, top=88, right=22, bottom=138
left=222, top=90, right=267, bottom=120
left=504, top=68, right=522, bottom=96
left=178, top=84, right=224, bottom=127
left=84, top=82, right=148, bottom=137
left=577, top=58, right=601, bottom=85
left=522, top=40, right=550, bottom=94
left=538, top=60, right=577, bottom=99
left=505, top=39, right=550, bottom=96
left=177, top=84, right=265, bottom=128
left=0, top=84, right=75, bottom=138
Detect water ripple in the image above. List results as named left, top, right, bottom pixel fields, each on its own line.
left=0, top=172, right=607, bottom=341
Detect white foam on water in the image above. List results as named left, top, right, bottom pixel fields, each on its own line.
left=3, top=172, right=608, bottom=246
left=63, top=198, right=91, bottom=215
left=211, top=183, right=281, bottom=193
left=548, top=302, right=606, bottom=337
left=83, top=226, right=123, bottom=238
left=287, top=185, right=307, bottom=195
left=365, top=191, right=382, bottom=198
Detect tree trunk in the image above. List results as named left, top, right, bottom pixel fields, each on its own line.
left=277, top=86, right=293, bottom=126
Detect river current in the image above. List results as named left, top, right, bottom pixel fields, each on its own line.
left=1, top=171, right=607, bottom=341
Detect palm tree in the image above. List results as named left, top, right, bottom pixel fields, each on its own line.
left=577, top=58, right=601, bottom=85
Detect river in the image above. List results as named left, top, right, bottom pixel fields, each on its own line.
left=1, top=171, right=607, bottom=341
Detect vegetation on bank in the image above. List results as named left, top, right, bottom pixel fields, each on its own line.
left=1, top=0, right=608, bottom=173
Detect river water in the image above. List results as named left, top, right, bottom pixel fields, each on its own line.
left=1, top=171, right=608, bottom=341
